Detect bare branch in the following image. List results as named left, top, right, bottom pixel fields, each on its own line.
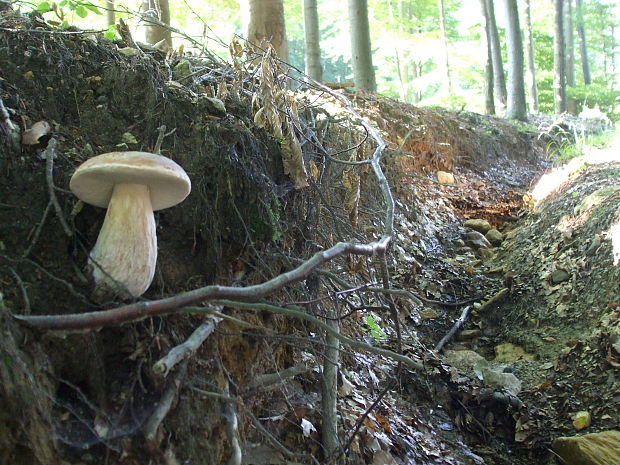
left=152, top=317, right=221, bottom=378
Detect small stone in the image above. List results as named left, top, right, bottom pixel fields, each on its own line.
left=552, top=430, right=620, bottom=465
left=478, top=248, right=496, bottom=260
left=550, top=269, right=570, bottom=284
left=437, top=171, right=455, bottom=184
left=465, top=231, right=492, bottom=249
left=203, top=96, right=226, bottom=116
left=486, top=228, right=504, bottom=246
left=121, top=132, right=138, bottom=145
left=117, top=47, right=140, bottom=57
left=173, top=59, right=192, bottom=80
left=464, top=218, right=492, bottom=234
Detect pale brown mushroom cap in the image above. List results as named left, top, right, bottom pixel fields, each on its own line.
left=70, top=151, right=191, bottom=210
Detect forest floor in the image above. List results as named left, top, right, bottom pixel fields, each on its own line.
left=0, top=7, right=618, bottom=465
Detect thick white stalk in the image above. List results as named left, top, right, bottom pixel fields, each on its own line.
left=89, top=183, right=156, bottom=297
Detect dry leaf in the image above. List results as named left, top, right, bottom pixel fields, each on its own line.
left=22, top=120, right=50, bottom=145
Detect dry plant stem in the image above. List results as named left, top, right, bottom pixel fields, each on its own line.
left=14, top=239, right=391, bottom=330
left=44, top=139, right=72, bottom=237
left=0, top=97, right=20, bottom=150
left=152, top=318, right=220, bottom=378
left=22, top=200, right=52, bottom=258
left=222, top=383, right=242, bottom=465
left=321, top=303, right=341, bottom=459
left=244, top=364, right=310, bottom=392
left=245, top=409, right=317, bottom=464
left=143, top=360, right=187, bottom=449
left=9, top=267, right=30, bottom=315
left=434, top=305, right=472, bottom=353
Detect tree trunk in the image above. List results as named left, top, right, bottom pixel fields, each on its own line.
left=564, top=0, right=577, bottom=113
left=480, top=0, right=495, bottom=114
left=575, top=0, right=591, bottom=84
left=141, top=0, right=172, bottom=48
left=247, top=0, right=289, bottom=61
left=503, top=0, right=527, bottom=120
left=105, top=0, right=115, bottom=27
left=486, top=0, right=507, bottom=112
left=521, top=0, right=538, bottom=113
left=348, top=0, right=377, bottom=92
left=554, top=0, right=567, bottom=114
left=303, top=0, right=322, bottom=82
left=437, top=0, right=453, bottom=96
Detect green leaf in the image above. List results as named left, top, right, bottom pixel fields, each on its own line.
left=85, top=4, right=102, bottom=15
left=365, top=315, right=386, bottom=341
left=36, top=2, right=51, bottom=13
left=75, top=5, right=88, bottom=18
left=103, top=24, right=119, bottom=41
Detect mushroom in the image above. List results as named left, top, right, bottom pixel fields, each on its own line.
left=70, top=151, right=191, bottom=298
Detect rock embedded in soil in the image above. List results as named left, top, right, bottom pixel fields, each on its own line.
left=550, top=269, right=570, bottom=284
left=552, top=430, right=620, bottom=465
left=437, top=170, right=455, bottom=184
left=465, top=231, right=492, bottom=249
left=485, top=228, right=504, bottom=246
left=464, top=218, right=492, bottom=234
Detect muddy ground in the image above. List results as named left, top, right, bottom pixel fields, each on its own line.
left=1, top=7, right=618, bottom=465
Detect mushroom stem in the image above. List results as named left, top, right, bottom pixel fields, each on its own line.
left=89, top=183, right=157, bottom=298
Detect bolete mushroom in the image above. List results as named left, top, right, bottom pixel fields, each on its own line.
left=70, top=151, right=191, bottom=298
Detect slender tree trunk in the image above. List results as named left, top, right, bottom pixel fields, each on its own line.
left=480, top=0, right=495, bottom=114
left=521, top=0, right=538, bottom=113
left=437, top=0, right=453, bottom=96
left=564, top=0, right=577, bottom=113
left=105, top=0, right=115, bottom=27
left=247, top=0, right=289, bottom=61
left=303, top=0, right=322, bottom=82
left=486, top=0, right=507, bottom=112
left=348, top=0, right=377, bottom=92
left=503, top=0, right=527, bottom=120
left=554, top=0, right=567, bottom=114
left=575, top=0, right=591, bottom=84
left=141, top=0, right=172, bottom=48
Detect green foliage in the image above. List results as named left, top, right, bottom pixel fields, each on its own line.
left=365, top=315, right=386, bottom=341
left=567, top=83, right=620, bottom=121
left=33, top=0, right=101, bottom=27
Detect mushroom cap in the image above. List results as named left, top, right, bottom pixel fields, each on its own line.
left=70, top=152, right=191, bottom=210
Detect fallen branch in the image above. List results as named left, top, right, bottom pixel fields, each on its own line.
left=13, top=238, right=390, bottom=330
left=244, top=364, right=310, bottom=392
left=143, top=360, right=187, bottom=450
left=152, top=317, right=221, bottom=378
left=434, top=305, right=472, bottom=353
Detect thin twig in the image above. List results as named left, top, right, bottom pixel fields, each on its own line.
left=143, top=360, right=188, bottom=450
left=152, top=317, right=221, bottom=378
left=434, top=305, right=472, bottom=353
left=43, top=138, right=72, bottom=236
left=22, top=200, right=52, bottom=258
left=245, top=364, right=310, bottom=392
left=9, top=267, right=30, bottom=315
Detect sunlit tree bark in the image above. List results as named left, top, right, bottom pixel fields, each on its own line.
left=437, top=0, right=453, bottom=96
left=575, top=0, right=591, bottom=84
left=247, top=0, right=289, bottom=61
left=480, top=0, right=495, bottom=114
left=486, top=0, right=507, bottom=112
left=141, top=0, right=171, bottom=48
left=303, top=0, right=322, bottom=82
left=503, top=0, right=526, bottom=120
left=348, top=0, right=377, bottom=92
left=554, top=0, right=567, bottom=114
left=105, top=0, right=115, bottom=27
left=522, top=0, right=538, bottom=113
